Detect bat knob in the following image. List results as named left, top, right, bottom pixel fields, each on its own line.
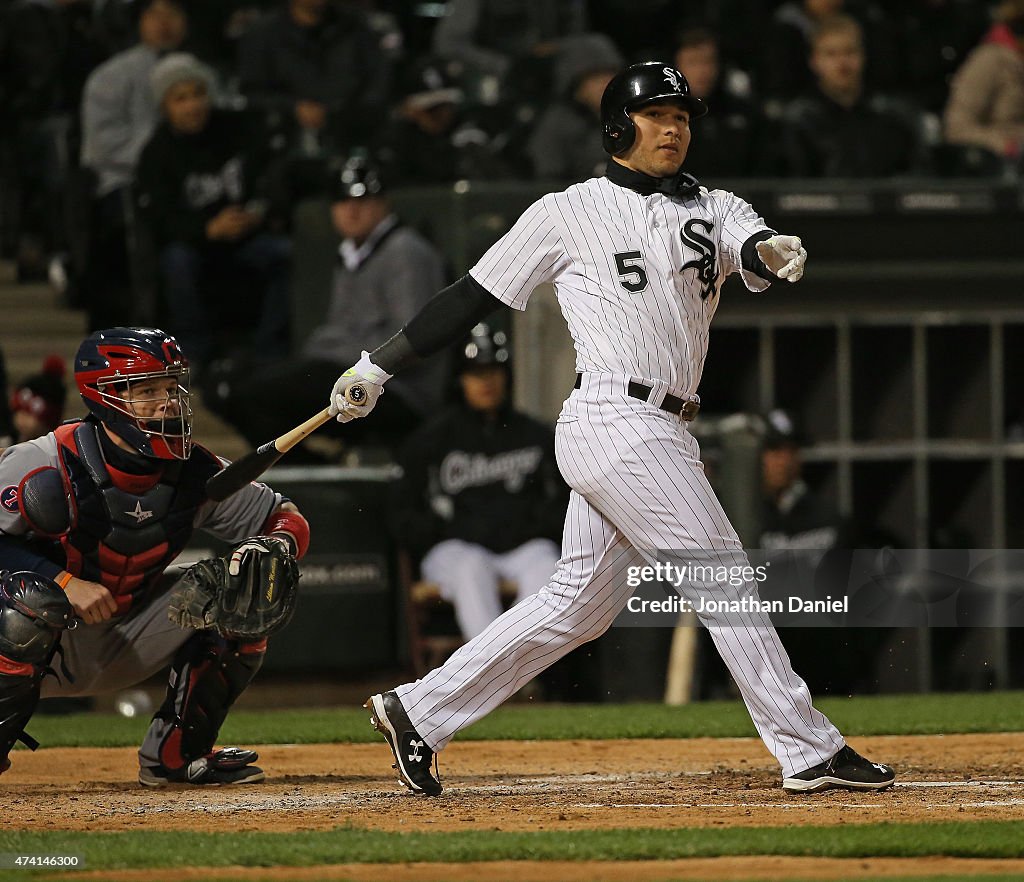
left=346, top=383, right=367, bottom=406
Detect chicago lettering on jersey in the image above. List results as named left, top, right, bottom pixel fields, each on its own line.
left=438, top=447, right=544, bottom=495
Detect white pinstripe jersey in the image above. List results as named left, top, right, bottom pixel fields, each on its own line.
left=469, top=175, right=774, bottom=398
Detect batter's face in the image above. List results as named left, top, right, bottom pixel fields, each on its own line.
left=619, top=101, right=691, bottom=178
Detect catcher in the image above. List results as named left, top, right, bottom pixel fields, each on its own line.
left=0, top=327, right=305, bottom=786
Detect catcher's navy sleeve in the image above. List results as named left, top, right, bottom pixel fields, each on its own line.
left=0, top=535, right=64, bottom=581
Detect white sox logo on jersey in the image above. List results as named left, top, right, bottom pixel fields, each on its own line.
left=680, top=219, right=719, bottom=300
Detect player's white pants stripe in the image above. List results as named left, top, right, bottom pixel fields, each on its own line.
left=397, top=381, right=845, bottom=776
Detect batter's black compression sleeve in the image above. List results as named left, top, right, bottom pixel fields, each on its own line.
left=370, top=274, right=507, bottom=374
left=741, top=230, right=779, bottom=283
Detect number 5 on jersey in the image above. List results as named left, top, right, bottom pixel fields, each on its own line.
left=614, top=251, right=648, bottom=293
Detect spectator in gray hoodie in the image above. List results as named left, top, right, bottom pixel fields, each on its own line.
left=77, top=0, right=188, bottom=331
left=525, top=33, right=622, bottom=181
left=80, top=0, right=188, bottom=199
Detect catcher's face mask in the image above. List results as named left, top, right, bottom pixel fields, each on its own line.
left=99, top=370, right=193, bottom=460
left=75, top=327, right=193, bottom=460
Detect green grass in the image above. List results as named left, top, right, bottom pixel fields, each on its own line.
left=0, top=821, right=1022, bottom=873
left=18, top=691, right=1024, bottom=749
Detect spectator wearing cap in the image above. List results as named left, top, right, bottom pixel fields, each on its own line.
left=755, top=409, right=894, bottom=695
left=8, top=356, right=68, bottom=444
left=135, top=52, right=292, bottom=369
left=758, top=409, right=852, bottom=551
left=372, top=56, right=512, bottom=184
left=204, top=155, right=449, bottom=459
left=77, top=0, right=188, bottom=330
left=391, top=324, right=568, bottom=641
left=525, top=33, right=623, bottom=181
left=943, top=0, right=1024, bottom=166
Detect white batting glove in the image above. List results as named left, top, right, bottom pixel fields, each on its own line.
left=329, top=351, right=392, bottom=423
left=755, top=234, right=807, bottom=283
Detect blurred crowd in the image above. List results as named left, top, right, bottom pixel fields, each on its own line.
left=1, top=0, right=1022, bottom=399
left=3, top=0, right=1023, bottom=276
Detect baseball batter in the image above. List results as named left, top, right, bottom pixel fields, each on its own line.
left=330, top=62, right=896, bottom=796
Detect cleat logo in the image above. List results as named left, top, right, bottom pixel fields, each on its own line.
left=872, top=763, right=888, bottom=774
left=408, top=740, right=424, bottom=763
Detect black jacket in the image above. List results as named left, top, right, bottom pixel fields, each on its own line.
left=135, top=109, right=284, bottom=248
left=392, top=401, right=568, bottom=558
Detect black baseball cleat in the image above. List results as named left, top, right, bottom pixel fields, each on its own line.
left=365, top=691, right=442, bottom=796
left=782, top=745, right=896, bottom=793
left=138, top=747, right=265, bottom=787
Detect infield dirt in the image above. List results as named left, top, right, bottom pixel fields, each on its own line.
left=6, top=734, right=1024, bottom=882
left=5, top=733, right=1024, bottom=833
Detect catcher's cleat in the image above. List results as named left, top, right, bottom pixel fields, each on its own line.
left=366, top=691, right=442, bottom=796
left=782, top=745, right=895, bottom=793
left=138, top=747, right=265, bottom=787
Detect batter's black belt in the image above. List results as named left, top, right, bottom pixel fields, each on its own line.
left=574, top=373, right=701, bottom=421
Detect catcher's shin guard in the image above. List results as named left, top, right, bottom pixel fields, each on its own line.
left=0, top=662, right=44, bottom=771
left=0, top=571, right=75, bottom=771
left=142, top=631, right=266, bottom=774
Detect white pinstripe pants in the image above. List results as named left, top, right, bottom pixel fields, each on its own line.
left=396, top=374, right=845, bottom=776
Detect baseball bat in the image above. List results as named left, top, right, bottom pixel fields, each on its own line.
left=205, top=383, right=367, bottom=501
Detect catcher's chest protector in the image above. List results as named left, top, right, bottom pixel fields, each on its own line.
left=53, top=423, right=219, bottom=600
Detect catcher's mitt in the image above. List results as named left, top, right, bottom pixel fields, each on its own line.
left=168, top=537, right=300, bottom=639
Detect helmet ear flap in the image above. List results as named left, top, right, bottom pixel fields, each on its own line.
left=602, top=115, right=635, bottom=156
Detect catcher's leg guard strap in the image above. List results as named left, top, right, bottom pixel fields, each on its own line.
left=145, top=633, right=266, bottom=771
left=0, top=659, right=44, bottom=765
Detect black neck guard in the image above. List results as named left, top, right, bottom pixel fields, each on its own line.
left=605, top=159, right=701, bottom=199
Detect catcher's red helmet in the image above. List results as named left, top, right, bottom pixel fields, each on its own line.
left=74, top=327, right=192, bottom=460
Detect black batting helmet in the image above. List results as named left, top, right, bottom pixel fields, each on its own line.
left=459, top=323, right=510, bottom=371
left=601, top=61, right=708, bottom=156
left=330, top=154, right=385, bottom=201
